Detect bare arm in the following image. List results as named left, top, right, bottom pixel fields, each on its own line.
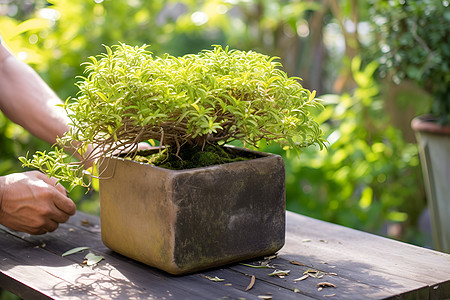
left=0, top=40, right=76, bottom=235
left=0, top=43, right=69, bottom=145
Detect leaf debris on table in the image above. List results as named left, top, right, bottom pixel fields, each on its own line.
left=264, top=254, right=278, bottom=260
left=203, top=275, right=225, bottom=282
left=268, top=270, right=290, bottom=278
left=293, top=274, right=309, bottom=282
left=317, top=282, right=337, bottom=288
left=304, top=269, right=326, bottom=279
left=84, top=252, right=104, bottom=266
left=245, top=275, right=256, bottom=291
left=81, top=219, right=91, bottom=226
left=290, top=260, right=307, bottom=267
left=240, top=263, right=270, bottom=269
left=61, top=246, right=90, bottom=257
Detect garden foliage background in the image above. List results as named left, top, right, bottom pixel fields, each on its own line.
left=0, top=0, right=442, bottom=248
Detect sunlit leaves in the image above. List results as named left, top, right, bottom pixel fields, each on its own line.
left=22, top=44, right=326, bottom=188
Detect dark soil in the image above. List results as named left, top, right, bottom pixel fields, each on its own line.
left=129, top=144, right=260, bottom=170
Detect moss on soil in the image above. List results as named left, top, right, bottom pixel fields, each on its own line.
left=130, top=144, right=259, bottom=170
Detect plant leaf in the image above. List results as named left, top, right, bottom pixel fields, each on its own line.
left=245, top=275, right=256, bottom=291
left=304, top=269, right=326, bottom=278
left=290, top=260, right=307, bottom=266
left=85, top=252, right=104, bottom=266
left=61, top=246, right=90, bottom=257
left=240, top=263, right=270, bottom=268
left=268, top=270, right=290, bottom=276
left=204, top=276, right=225, bottom=282
left=293, top=274, right=309, bottom=282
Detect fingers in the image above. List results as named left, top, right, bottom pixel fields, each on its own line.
left=0, top=171, right=77, bottom=235
left=31, top=171, right=75, bottom=215
left=33, top=171, right=68, bottom=196
left=26, top=220, right=59, bottom=235
left=50, top=203, right=73, bottom=223
left=27, top=171, right=76, bottom=231
left=44, top=219, right=59, bottom=233
left=52, top=193, right=76, bottom=216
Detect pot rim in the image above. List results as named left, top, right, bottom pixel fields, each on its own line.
left=109, top=145, right=280, bottom=173
left=411, top=115, right=450, bottom=135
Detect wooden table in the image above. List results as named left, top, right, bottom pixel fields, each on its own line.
left=1, top=211, right=449, bottom=299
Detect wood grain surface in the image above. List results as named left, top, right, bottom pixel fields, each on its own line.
left=1, top=211, right=449, bottom=300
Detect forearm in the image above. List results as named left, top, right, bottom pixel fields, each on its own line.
left=0, top=44, right=69, bottom=145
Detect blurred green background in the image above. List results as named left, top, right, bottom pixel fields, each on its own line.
left=1, top=0, right=443, bottom=254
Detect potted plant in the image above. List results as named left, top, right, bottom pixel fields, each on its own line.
left=371, top=0, right=450, bottom=252
left=21, top=44, right=326, bottom=274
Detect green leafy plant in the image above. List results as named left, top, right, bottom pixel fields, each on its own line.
left=21, top=43, right=326, bottom=189
left=370, top=0, right=450, bottom=124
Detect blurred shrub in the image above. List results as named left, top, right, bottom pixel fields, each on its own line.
left=262, top=57, right=425, bottom=240
left=369, top=0, right=450, bottom=124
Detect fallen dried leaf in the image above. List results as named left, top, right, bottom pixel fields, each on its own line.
left=264, top=254, right=277, bottom=260
left=240, top=263, right=270, bottom=269
left=81, top=219, right=91, bottom=226
left=204, top=276, right=225, bottom=282
left=268, top=270, right=290, bottom=277
left=294, top=288, right=301, bottom=293
left=257, top=296, right=272, bottom=299
left=317, top=282, right=337, bottom=288
left=293, top=274, right=309, bottom=282
left=323, top=294, right=336, bottom=298
left=302, top=239, right=311, bottom=242
left=245, top=275, right=255, bottom=291
left=290, top=260, right=307, bottom=267
left=225, top=283, right=232, bottom=286
left=304, top=269, right=325, bottom=279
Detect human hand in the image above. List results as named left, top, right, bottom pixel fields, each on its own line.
left=0, top=171, right=76, bottom=235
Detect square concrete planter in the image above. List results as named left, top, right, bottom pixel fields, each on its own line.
left=98, top=146, right=286, bottom=275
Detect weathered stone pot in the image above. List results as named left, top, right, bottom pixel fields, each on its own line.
left=98, top=146, right=286, bottom=275
left=412, top=115, right=450, bottom=253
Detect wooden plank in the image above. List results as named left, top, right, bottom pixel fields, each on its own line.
left=231, top=258, right=396, bottom=300
left=0, top=231, right=247, bottom=300
left=57, top=212, right=439, bottom=299
left=0, top=272, right=51, bottom=300
left=0, top=232, right=103, bottom=299
left=281, top=211, right=450, bottom=299
left=1, top=213, right=304, bottom=299
left=2, top=210, right=450, bottom=300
